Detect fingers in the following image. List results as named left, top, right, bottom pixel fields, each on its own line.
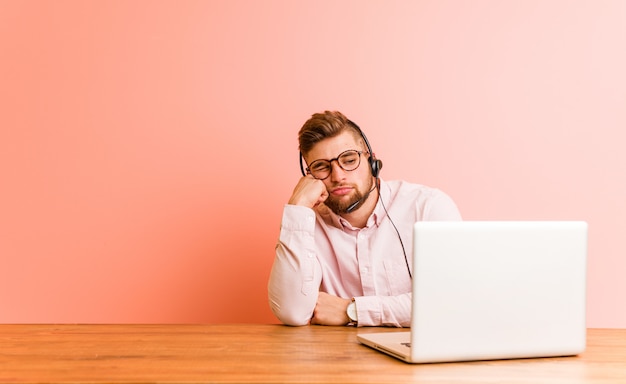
left=288, top=176, right=328, bottom=208
left=310, top=293, right=351, bottom=326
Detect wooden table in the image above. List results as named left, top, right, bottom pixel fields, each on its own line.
left=0, top=325, right=625, bottom=383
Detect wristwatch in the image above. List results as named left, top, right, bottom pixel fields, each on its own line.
left=346, top=299, right=358, bottom=325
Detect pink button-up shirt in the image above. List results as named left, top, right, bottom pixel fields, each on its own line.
left=268, top=179, right=462, bottom=327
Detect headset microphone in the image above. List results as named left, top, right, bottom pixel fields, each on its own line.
left=344, top=199, right=361, bottom=214
left=345, top=182, right=377, bottom=213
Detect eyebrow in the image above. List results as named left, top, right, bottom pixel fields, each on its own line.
left=308, top=149, right=361, bottom=164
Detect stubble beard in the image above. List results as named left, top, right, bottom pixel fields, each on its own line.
left=324, top=178, right=373, bottom=215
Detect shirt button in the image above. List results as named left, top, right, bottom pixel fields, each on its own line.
left=308, top=252, right=315, bottom=258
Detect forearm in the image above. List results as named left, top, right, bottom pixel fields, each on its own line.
left=269, top=243, right=321, bottom=325
left=268, top=205, right=322, bottom=326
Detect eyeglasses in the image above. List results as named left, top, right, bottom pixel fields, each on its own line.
left=306, top=150, right=366, bottom=180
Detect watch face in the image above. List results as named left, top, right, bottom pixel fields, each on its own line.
left=347, top=302, right=357, bottom=322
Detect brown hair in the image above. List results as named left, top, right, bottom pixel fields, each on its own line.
left=298, top=111, right=362, bottom=155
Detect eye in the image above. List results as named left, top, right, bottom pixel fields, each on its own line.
left=310, top=162, right=330, bottom=172
left=339, top=152, right=359, bottom=166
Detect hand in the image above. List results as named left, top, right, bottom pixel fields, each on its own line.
left=310, top=292, right=351, bottom=326
left=287, top=175, right=329, bottom=209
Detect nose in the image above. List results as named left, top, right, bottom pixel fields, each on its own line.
left=329, top=160, right=347, bottom=182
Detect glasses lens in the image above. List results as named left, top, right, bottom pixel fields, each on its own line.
left=338, top=150, right=361, bottom=171
left=309, top=160, right=331, bottom=179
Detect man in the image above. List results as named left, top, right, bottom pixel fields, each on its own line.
left=268, top=111, right=461, bottom=327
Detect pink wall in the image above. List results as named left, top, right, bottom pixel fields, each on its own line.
left=1, top=1, right=624, bottom=327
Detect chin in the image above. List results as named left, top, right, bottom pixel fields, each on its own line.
left=326, top=196, right=359, bottom=215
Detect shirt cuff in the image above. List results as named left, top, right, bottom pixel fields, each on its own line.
left=352, top=296, right=381, bottom=327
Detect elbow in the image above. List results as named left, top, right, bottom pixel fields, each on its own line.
left=278, top=314, right=311, bottom=327
left=269, top=300, right=311, bottom=327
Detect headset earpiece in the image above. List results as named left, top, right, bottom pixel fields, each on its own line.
left=370, top=158, right=383, bottom=178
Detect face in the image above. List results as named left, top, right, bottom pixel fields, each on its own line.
left=304, top=131, right=374, bottom=214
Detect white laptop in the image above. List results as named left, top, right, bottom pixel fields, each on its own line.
left=357, top=221, right=588, bottom=364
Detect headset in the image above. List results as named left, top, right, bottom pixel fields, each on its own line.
left=297, top=118, right=412, bottom=279
left=299, top=120, right=383, bottom=178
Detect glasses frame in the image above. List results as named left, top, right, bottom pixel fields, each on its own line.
left=306, top=149, right=367, bottom=180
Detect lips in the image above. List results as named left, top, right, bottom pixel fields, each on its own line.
left=331, top=185, right=353, bottom=196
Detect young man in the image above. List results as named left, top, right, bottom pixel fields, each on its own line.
left=268, top=111, right=461, bottom=327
